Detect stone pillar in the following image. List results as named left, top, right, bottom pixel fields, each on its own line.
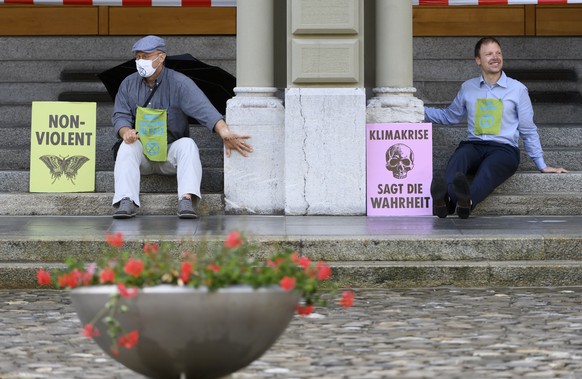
left=366, top=0, right=424, bottom=123
left=285, top=88, right=366, bottom=215
left=284, top=0, right=367, bottom=215
left=225, top=0, right=285, bottom=214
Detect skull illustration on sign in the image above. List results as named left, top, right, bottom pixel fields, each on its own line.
left=385, top=143, right=415, bottom=179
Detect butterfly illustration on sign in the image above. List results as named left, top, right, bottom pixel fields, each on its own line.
left=39, top=155, right=90, bottom=185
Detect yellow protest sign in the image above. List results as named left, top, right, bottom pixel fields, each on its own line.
left=29, top=101, right=96, bottom=192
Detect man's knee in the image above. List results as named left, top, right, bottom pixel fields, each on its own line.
left=172, top=138, right=199, bottom=160
left=117, top=141, right=143, bottom=159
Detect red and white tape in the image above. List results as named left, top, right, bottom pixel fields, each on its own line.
left=1, top=0, right=581, bottom=6
left=0, top=0, right=236, bottom=5
left=413, top=0, right=582, bottom=5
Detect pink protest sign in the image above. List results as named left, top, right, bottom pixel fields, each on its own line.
left=366, top=123, right=433, bottom=216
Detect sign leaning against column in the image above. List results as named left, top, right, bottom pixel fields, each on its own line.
left=30, top=101, right=96, bottom=192
left=367, top=123, right=433, bottom=216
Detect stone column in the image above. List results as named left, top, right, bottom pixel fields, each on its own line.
left=284, top=0, right=367, bottom=215
left=366, top=0, right=424, bottom=123
left=225, top=0, right=285, bottom=214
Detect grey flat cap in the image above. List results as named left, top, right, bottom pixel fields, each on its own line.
left=132, top=35, right=167, bottom=54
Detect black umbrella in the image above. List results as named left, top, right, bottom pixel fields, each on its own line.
left=98, top=53, right=235, bottom=115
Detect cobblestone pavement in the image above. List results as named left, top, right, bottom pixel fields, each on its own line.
left=2, top=287, right=582, bottom=379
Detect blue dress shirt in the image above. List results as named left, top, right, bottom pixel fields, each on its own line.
left=424, top=71, right=546, bottom=170
left=112, top=67, right=224, bottom=144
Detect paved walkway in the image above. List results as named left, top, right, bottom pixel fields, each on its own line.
left=2, top=215, right=582, bottom=378
left=2, top=287, right=582, bottom=378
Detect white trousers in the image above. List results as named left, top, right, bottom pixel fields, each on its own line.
left=112, top=138, right=202, bottom=207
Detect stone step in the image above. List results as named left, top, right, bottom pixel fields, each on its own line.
left=0, top=145, right=224, bottom=172
left=414, top=59, right=582, bottom=82
left=3, top=170, right=580, bottom=194
left=417, top=81, right=582, bottom=104
left=504, top=69, right=578, bottom=82
left=0, top=35, right=237, bottom=62
left=0, top=82, right=109, bottom=104
left=486, top=171, right=582, bottom=194
left=0, top=172, right=580, bottom=215
left=5, top=99, right=579, bottom=131
left=1, top=122, right=225, bottom=170
left=2, top=59, right=235, bottom=84
left=5, top=120, right=579, bottom=149
left=433, top=123, right=582, bottom=148
left=432, top=148, right=581, bottom=171
left=331, top=260, right=582, bottom=288
left=423, top=102, right=582, bottom=124
left=58, top=91, right=113, bottom=103
left=413, top=37, right=582, bottom=61
left=5, top=260, right=582, bottom=289
left=0, top=124, right=224, bottom=150
left=1, top=166, right=580, bottom=198
left=0, top=193, right=223, bottom=216
left=1, top=213, right=582, bottom=289
left=0, top=170, right=224, bottom=194
left=475, top=193, right=582, bottom=216
left=0, top=104, right=115, bottom=125
left=3, top=120, right=579, bottom=150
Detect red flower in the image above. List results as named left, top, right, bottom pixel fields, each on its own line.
left=117, top=330, right=139, bottom=349
left=267, top=257, right=286, bottom=268
left=37, top=269, right=52, bottom=286
left=105, top=232, right=124, bottom=248
left=297, top=256, right=311, bottom=270
left=124, top=258, right=144, bottom=277
left=117, top=283, right=138, bottom=298
left=206, top=263, right=220, bottom=273
left=143, top=243, right=159, bottom=256
left=224, top=231, right=242, bottom=248
left=81, top=271, right=92, bottom=286
left=279, top=276, right=296, bottom=291
left=57, top=274, right=68, bottom=288
left=57, top=269, right=83, bottom=288
left=339, top=291, right=354, bottom=308
left=99, top=267, right=115, bottom=284
left=180, top=261, right=192, bottom=283
left=296, top=304, right=314, bottom=315
left=316, top=261, right=332, bottom=281
left=291, top=252, right=300, bottom=264
left=82, top=323, right=100, bottom=338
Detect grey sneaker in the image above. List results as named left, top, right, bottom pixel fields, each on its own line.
left=177, top=197, right=197, bottom=219
left=113, top=197, right=136, bottom=219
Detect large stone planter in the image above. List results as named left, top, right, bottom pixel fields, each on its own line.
left=70, top=285, right=300, bottom=379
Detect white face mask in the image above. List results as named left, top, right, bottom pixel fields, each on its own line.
left=135, top=55, right=161, bottom=78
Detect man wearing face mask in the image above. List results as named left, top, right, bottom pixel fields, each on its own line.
left=111, top=35, right=253, bottom=219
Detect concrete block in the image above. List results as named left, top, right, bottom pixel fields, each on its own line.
left=284, top=88, right=366, bottom=215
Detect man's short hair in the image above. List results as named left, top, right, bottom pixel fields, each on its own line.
left=474, top=37, right=501, bottom=57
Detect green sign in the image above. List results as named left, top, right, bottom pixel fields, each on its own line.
left=475, top=98, right=503, bottom=136
left=136, top=106, right=167, bottom=162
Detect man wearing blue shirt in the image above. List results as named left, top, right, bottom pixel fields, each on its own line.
left=112, top=35, right=253, bottom=219
left=425, top=36, right=567, bottom=219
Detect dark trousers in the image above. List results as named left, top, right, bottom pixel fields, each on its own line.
left=445, top=141, right=520, bottom=210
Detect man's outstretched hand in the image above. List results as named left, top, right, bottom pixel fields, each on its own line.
left=222, top=132, right=253, bottom=157
left=213, top=120, right=253, bottom=157
left=541, top=166, right=568, bottom=173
